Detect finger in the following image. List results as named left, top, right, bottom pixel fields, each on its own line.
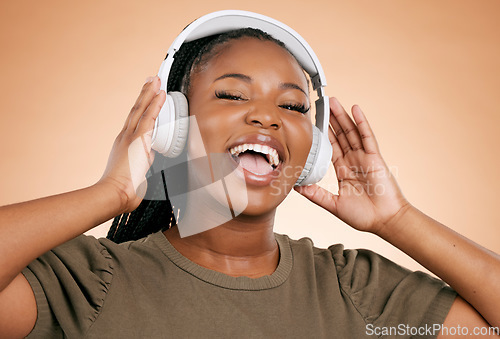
left=140, top=134, right=155, bottom=169
left=328, top=124, right=351, bottom=180
left=134, top=90, right=166, bottom=136
left=330, top=97, right=364, bottom=152
left=328, top=124, right=345, bottom=166
left=329, top=110, right=351, bottom=155
left=133, top=90, right=166, bottom=164
left=123, top=76, right=161, bottom=132
left=128, top=76, right=161, bottom=130
left=123, top=77, right=154, bottom=131
left=294, top=184, right=339, bottom=217
left=351, top=105, right=379, bottom=154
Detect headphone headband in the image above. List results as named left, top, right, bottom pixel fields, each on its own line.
left=160, top=10, right=327, bottom=91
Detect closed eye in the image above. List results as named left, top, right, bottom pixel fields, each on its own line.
left=215, top=90, right=309, bottom=114
left=215, top=90, right=247, bottom=101
left=279, top=103, right=310, bottom=114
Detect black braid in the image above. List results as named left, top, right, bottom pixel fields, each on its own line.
left=166, top=35, right=218, bottom=95
left=107, top=28, right=289, bottom=243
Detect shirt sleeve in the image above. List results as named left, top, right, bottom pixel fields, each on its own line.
left=330, top=245, right=457, bottom=338
left=21, top=235, right=114, bottom=338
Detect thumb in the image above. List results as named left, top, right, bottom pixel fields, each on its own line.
left=294, top=184, right=339, bottom=216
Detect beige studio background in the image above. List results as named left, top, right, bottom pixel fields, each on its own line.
left=1, top=0, right=499, bottom=273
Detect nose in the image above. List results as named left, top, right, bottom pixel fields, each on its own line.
left=244, top=102, right=282, bottom=130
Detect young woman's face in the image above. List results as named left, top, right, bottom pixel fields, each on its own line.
left=186, top=37, right=313, bottom=216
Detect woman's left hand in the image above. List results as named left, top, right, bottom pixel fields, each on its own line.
left=296, top=98, right=500, bottom=330
left=294, top=97, right=410, bottom=235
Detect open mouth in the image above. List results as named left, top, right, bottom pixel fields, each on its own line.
left=229, top=143, right=281, bottom=175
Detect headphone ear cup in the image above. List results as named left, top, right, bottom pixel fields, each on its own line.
left=295, top=126, right=332, bottom=186
left=166, top=91, right=189, bottom=157
left=151, top=91, right=189, bottom=158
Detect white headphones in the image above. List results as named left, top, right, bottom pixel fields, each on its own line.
left=151, top=10, right=332, bottom=186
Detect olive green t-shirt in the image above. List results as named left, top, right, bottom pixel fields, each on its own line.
left=22, top=232, right=456, bottom=338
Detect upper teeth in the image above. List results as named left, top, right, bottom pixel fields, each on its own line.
left=229, top=143, right=280, bottom=168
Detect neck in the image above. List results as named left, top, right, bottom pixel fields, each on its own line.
left=163, top=211, right=279, bottom=278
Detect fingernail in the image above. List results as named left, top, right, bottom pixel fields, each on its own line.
left=144, top=76, right=154, bottom=84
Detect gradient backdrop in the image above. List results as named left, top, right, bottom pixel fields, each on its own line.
left=1, top=0, right=499, bottom=273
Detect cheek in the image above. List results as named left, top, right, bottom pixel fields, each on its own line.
left=188, top=111, right=231, bottom=155
left=186, top=114, right=209, bottom=159
left=287, top=119, right=313, bottom=167
left=188, top=99, right=244, bottom=152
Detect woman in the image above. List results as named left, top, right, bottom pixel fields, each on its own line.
left=0, top=11, right=499, bottom=338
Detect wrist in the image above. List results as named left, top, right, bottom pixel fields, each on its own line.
left=374, top=201, right=416, bottom=241
left=92, top=179, right=129, bottom=216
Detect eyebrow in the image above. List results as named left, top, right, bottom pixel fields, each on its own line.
left=214, top=73, right=252, bottom=82
left=279, top=82, right=307, bottom=96
left=214, top=73, right=308, bottom=95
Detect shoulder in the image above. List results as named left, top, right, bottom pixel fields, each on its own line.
left=281, top=232, right=445, bottom=287
left=26, top=231, right=166, bottom=283
left=279, top=233, right=456, bottom=327
left=280, top=233, right=453, bottom=298
left=54, top=230, right=164, bottom=257
left=22, top=231, right=169, bottom=337
left=279, top=232, right=397, bottom=277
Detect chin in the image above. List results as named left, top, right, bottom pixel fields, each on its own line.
left=235, top=183, right=291, bottom=217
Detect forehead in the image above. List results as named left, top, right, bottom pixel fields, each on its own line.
left=194, top=37, right=309, bottom=88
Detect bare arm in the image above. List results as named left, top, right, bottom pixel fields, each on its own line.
left=295, top=97, right=500, bottom=332
left=0, top=76, right=165, bottom=338
left=378, top=203, right=500, bottom=330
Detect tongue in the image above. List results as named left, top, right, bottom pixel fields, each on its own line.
left=238, top=153, right=273, bottom=175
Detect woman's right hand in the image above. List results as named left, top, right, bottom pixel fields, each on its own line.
left=98, top=76, right=166, bottom=214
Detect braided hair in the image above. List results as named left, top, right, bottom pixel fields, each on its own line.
left=106, top=28, right=290, bottom=243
